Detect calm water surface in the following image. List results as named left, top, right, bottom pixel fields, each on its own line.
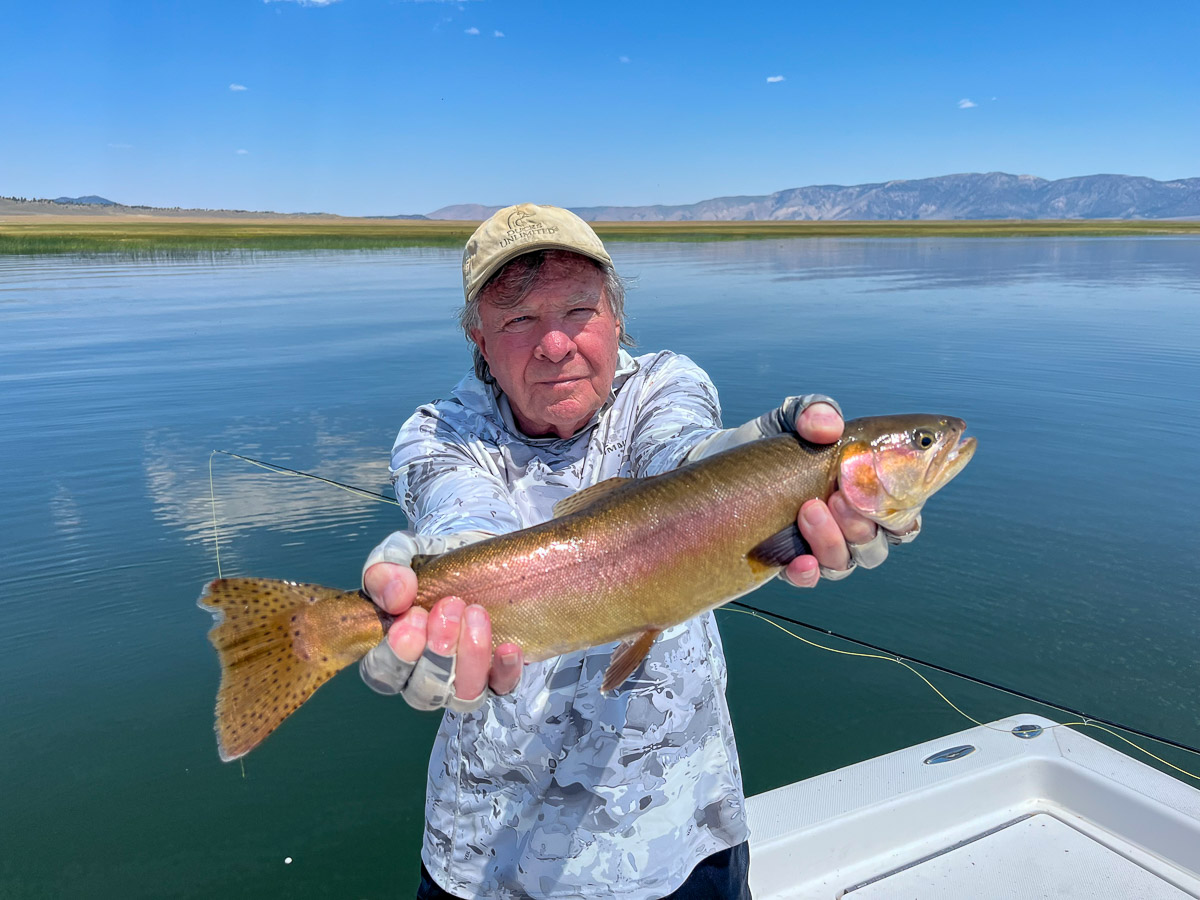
left=2, top=238, right=1198, bottom=897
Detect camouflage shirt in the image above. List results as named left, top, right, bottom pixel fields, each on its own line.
left=389, top=349, right=749, bottom=900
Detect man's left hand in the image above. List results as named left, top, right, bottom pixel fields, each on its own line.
left=782, top=402, right=881, bottom=587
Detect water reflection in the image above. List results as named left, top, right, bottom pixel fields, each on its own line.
left=143, top=424, right=401, bottom=565
left=612, top=235, right=1200, bottom=291
left=48, top=482, right=85, bottom=538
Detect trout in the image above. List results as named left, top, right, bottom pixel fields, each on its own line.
left=199, top=414, right=975, bottom=761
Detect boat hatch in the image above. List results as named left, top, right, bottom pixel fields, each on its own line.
left=747, top=714, right=1200, bottom=899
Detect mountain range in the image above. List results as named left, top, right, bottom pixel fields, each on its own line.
left=428, top=173, right=1200, bottom=221
left=5, top=173, right=1198, bottom=221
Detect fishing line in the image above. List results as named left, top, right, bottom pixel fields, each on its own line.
left=208, top=451, right=224, bottom=579
left=211, top=449, right=400, bottom=505
left=721, top=602, right=1200, bottom=781
left=206, top=450, right=1200, bottom=780
left=206, top=449, right=398, bottom=578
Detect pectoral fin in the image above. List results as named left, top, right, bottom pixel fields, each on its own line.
left=409, top=554, right=436, bottom=572
left=748, top=523, right=813, bottom=568
left=601, top=628, right=661, bottom=693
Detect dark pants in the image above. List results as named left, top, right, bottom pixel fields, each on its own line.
left=416, top=841, right=751, bottom=900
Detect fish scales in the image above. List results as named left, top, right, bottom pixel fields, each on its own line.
left=410, top=435, right=840, bottom=660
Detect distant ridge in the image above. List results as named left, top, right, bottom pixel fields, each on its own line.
left=426, top=173, right=1200, bottom=221
left=0, top=196, right=419, bottom=220
left=53, top=195, right=117, bottom=206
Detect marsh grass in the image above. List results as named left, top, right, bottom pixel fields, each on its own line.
left=2, top=217, right=1199, bottom=256
left=0, top=220, right=472, bottom=256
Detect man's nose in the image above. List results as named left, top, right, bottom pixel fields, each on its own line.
left=535, top=328, right=575, bottom=362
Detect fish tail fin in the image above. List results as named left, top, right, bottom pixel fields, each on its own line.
left=197, top=577, right=387, bottom=762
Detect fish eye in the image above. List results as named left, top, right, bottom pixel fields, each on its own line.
left=914, top=429, right=936, bottom=449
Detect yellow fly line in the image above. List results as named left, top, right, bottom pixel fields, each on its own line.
left=718, top=606, right=1200, bottom=783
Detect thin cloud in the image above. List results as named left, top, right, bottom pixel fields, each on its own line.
left=107, top=142, right=133, bottom=150
left=958, top=98, right=977, bottom=109
left=766, top=75, right=785, bottom=83
left=236, top=149, right=249, bottom=155
left=618, top=55, right=630, bottom=63
left=465, top=26, right=480, bottom=35
left=230, top=83, right=248, bottom=92
left=264, top=0, right=342, bottom=6
left=494, top=30, right=504, bottom=37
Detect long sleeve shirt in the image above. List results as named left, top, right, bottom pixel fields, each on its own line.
left=389, top=349, right=749, bottom=900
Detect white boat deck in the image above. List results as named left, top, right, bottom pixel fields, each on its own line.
left=746, top=714, right=1200, bottom=898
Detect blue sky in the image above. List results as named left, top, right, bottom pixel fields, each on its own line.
left=2, top=0, right=1196, bottom=215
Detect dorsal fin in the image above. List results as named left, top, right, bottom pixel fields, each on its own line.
left=747, top=523, right=813, bottom=568
left=552, top=477, right=633, bottom=518
left=601, top=628, right=661, bottom=693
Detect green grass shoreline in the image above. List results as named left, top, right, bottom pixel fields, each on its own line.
left=3, top=218, right=1199, bottom=255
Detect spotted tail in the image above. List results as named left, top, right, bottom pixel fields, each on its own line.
left=197, top=578, right=389, bottom=761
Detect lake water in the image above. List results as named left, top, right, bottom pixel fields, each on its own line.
left=2, top=238, right=1199, bottom=898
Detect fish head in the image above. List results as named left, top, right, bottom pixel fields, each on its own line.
left=836, top=415, right=976, bottom=532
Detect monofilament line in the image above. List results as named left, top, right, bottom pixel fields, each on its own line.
left=208, top=451, right=223, bottom=578
left=212, top=449, right=399, bottom=505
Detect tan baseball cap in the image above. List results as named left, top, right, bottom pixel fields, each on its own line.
left=461, top=203, right=613, bottom=303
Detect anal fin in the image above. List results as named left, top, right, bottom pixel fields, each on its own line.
left=601, top=628, right=661, bottom=693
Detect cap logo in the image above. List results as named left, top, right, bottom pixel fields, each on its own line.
left=506, top=208, right=535, bottom=231
left=499, top=208, right=558, bottom=249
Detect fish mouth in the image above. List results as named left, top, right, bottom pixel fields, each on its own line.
left=926, top=420, right=976, bottom=493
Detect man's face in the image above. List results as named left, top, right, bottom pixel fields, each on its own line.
left=471, top=253, right=621, bottom=439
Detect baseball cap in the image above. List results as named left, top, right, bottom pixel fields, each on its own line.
left=462, top=203, right=613, bottom=303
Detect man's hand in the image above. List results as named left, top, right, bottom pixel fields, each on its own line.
left=362, top=561, right=524, bottom=707
left=781, top=402, right=882, bottom=588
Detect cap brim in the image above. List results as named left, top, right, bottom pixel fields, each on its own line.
left=467, top=241, right=612, bottom=303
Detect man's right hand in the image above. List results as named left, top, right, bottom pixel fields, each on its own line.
left=362, top=561, right=524, bottom=708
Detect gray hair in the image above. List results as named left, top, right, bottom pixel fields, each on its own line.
left=458, top=249, right=635, bottom=384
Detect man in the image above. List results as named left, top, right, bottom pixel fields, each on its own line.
left=359, top=204, right=915, bottom=899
